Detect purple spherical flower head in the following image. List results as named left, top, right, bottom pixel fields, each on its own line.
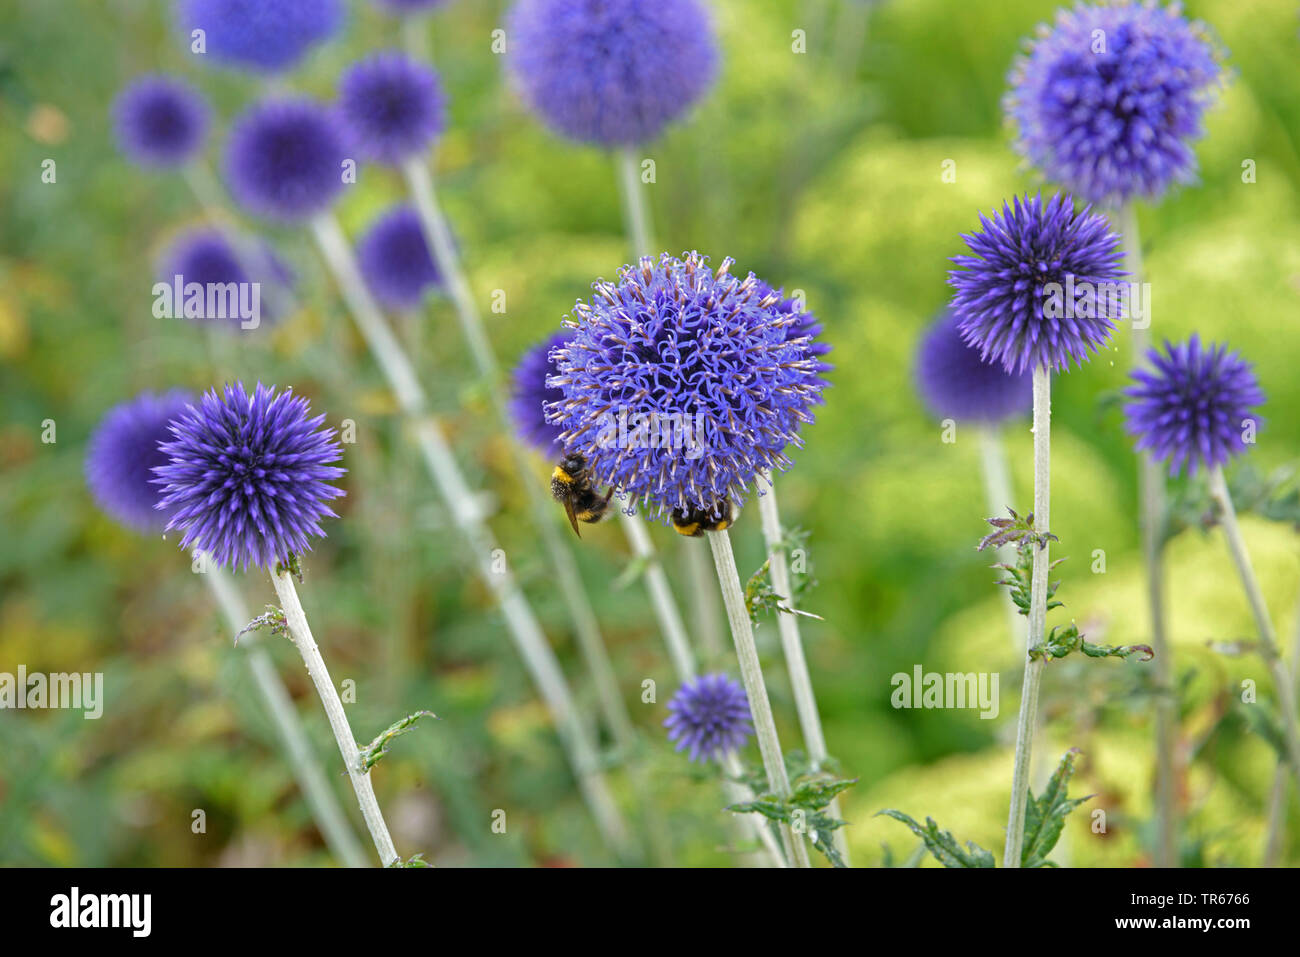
left=356, top=205, right=442, bottom=310
left=159, top=227, right=296, bottom=328
left=915, top=311, right=1031, bottom=424
left=371, top=0, right=450, bottom=14
left=1006, top=2, right=1223, bottom=208
left=180, top=0, right=344, bottom=73
left=506, top=0, right=718, bottom=147
left=664, top=673, right=753, bottom=762
left=111, top=76, right=210, bottom=168
left=509, top=330, right=573, bottom=455
left=1124, top=335, right=1264, bottom=477
left=225, top=99, right=349, bottom=223
left=86, top=391, right=195, bottom=533
left=756, top=281, right=833, bottom=400
left=546, top=253, right=825, bottom=524
left=948, top=193, right=1126, bottom=375
left=338, top=52, right=446, bottom=165
left=153, top=383, right=346, bottom=570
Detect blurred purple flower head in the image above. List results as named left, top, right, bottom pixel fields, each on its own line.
left=664, top=673, right=753, bottom=762
left=356, top=205, right=442, bottom=310
left=506, top=0, right=718, bottom=147
left=180, top=0, right=344, bottom=73
left=509, top=330, right=572, bottom=455
left=338, top=52, right=447, bottom=164
left=111, top=75, right=210, bottom=168
left=86, top=390, right=195, bottom=533
left=948, top=193, right=1125, bottom=375
left=915, top=311, right=1031, bottom=424
left=158, top=227, right=296, bottom=328
left=371, top=0, right=450, bottom=14
left=224, top=99, right=349, bottom=223
left=1124, top=335, right=1264, bottom=476
left=153, top=383, right=346, bottom=570
left=546, top=253, right=825, bottom=524
left=1006, top=1, right=1223, bottom=207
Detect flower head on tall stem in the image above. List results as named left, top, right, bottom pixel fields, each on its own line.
left=111, top=76, right=210, bottom=168
left=509, top=330, right=573, bottom=456
left=1124, top=335, right=1264, bottom=477
left=355, top=205, right=442, bottom=311
left=86, top=391, right=195, bottom=533
left=337, top=51, right=446, bottom=165
left=948, top=193, right=1125, bottom=374
left=546, top=252, right=826, bottom=525
left=158, top=227, right=296, bottom=328
left=153, top=383, right=346, bottom=570
left=179, top=0, right=345, bottom=73
left=506, top=0, right=718, bottom=147
left=664, top=673, right=754, bottom=762
left=915, top=310, right=1031, bottom=424
left=1005, top=1, right=1224, bottom=207
left=224, top=99, right=350, bottom=223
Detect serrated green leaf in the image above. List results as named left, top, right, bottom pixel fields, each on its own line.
left=1021, top=748, right=1094, bottom=868
left=875, top=809, right=995, bottom=868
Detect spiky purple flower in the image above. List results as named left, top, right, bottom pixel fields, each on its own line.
left=111, top=76, right=210, bottom=168
left=356, top=205, right=442, bottom=310
left=224, top=99, right=349, bottom=223
left=1124, top=335, right=1264, bottom=476
left=506, top=0, right=718, bottom=147
left=509, top=330, right=573, bottom=455
left=180, top=0, right=344, bottom=73
left=1006, top=1, right=1223, bottom=207
left=664, top=673, right=753, bottom=762
left=153, top=383, right=346, bottom=570
left=948, top=193, right=1125, bottom=375
left=546, top=252, right=825, bottom=524
left=158, top=227, right=296, bottom=328
left=86, top=391, right=195, bottom=533
left=915, top=311, right=1031, bottom=424
left=338, top=52, right=446, bottom=165
left=756, top=282, right=833, bottom=400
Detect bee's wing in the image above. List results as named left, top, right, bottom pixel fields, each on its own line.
left=563, top=497, right=582, bottom=538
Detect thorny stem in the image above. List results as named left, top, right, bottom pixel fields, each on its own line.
left=1264, top=593, right=1300, bottom=865
left=1209, top=468, right=1300, bottom=791
left=270, top=566, right=400, bottom=867
left=756, top=470, right=848, bottom=864
left=707, top=528, right=812, bottom=868
left=204, top=560, right=369, bottom=868
left=309, top=212, right=633, bottom=859
left=978, top=426, right=1023, bottom=653
left=1004, top=366, right=1050, bottom=868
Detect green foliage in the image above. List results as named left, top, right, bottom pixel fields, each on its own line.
left=235, top=606, right=287, bottom=647
left=1021, top=749, right=1093, bottom=868
left=874, top=810, right=995, bottom=868
left=727, top=753, right=856, bottom=867
left=358, top=710, right=438, bottom=772
left=743, top=526, right=823, bottom=625
left=389, top=853, right=433, bottom=868
left=1029, top=621, right=1154, bottom=663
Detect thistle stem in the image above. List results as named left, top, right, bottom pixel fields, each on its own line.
left=1264, top=599, right=1300, bottom=865
left=617, top=510, right=695, bottom=680
left=269, top=566, right=400, bottom=866
left=756, top=470, right=848, bottom=864
left=203, top=560, right=369, bottom=868
left=1209, top=467, right=1300, bottom=790
left=977, top=426, right=1023, bottom=652
left=309, top=212, right=632, bottom=858
left=1004, top=366, right=1051, bottom=868
left=707, top=528, right=811, bottom=868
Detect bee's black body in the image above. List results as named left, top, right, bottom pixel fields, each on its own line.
left=670, top=501, right=734, bottom=537
left=551, top=452, right=613, bottom=537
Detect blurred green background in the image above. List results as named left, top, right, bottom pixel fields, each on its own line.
left=2, top=0, right=1300, bottom=867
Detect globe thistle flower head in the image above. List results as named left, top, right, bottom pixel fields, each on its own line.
left=86, top=391, right=195, bottom=533
left=153, top=383, right=346, bottom=570
left=509, top=330, right=573, bottom=455
left=664, top=673, right=753, bottom=762
left=1124, top=335, right=1264, bottom=476
left=546, top=253, right=826, bottom=525
left=224, top=99, right=349, bottom=223
left=159, top=227, right=296, bottom=328
left=506, top=0, right=718, bottom=147
left=338, top=52, right=446, bottom=165
left=915, top=311, right=1032, bottom=424
left=356, top=205, right=442, bottom=310
left=111, top=76, right=210, bottom=168
left=1006, top=1, right=1224, bottom=207
left=948, top=193, right=1126, bottom=375
left=180, top=0, right=345, bottom=73
left=371, top=0, right=450, bottom=14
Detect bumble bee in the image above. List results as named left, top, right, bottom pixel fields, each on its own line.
left=551, top=452, right=614, bottom=537
left=670, top=501, right=735, bottom=537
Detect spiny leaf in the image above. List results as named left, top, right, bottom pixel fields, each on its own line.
left=359, top=710, right=438, bottom=772
left=236, top=605, right=286, bottom=647
left=874, top=809, right=995, bottom=868
left=388, top=853, right=433, bottom=868
left=1021, top=748, right=1094, bottom=868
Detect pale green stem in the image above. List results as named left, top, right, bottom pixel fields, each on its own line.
left=204, top=560, right=369, bottom=868
left=707, top=528, right=812, bottom=868
left=1004, top=366, right=1051, bottom=868
left=309, top=212, right=632, bottom=858
left=270, top=567, right=400, bottom=866
left=1264, top=594, right=1300, bottom=865
left=401, top=14, right=432, bottom=61
left=617, top=510, right=695, bottom=681
left=1208, top=468, right=1300, bottom=790
left=977, top=426, right=1023, bottom=653
left=830, top=0, right=871, bottom=77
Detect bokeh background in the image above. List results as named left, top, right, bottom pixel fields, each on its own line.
left=3, top=0, right=1300, bottom=867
